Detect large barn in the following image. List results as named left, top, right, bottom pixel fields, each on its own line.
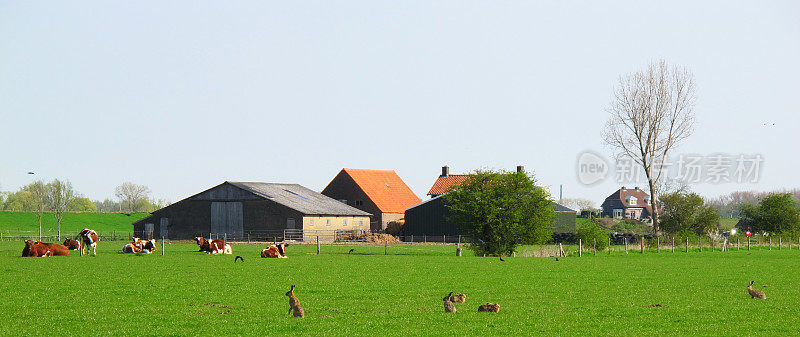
left=132, top=181, right=371, bottom=241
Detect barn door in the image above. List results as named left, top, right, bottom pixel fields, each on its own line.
left=211, top=202, right=243, bottom=240
left=144, top=223, right=154, bottom=240
left=159, top=217, right=169, bottom=239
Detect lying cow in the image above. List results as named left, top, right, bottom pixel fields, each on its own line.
left=261, top=242, right=288, bottom=258
left=63, top=238, right=81, bottom=251
left=78, top=228, right=99, bottom=256
left=22, top=240, right=52, bottom=257
left=37, top=242, right=70, bottom=256
left=122, top=238, right=157, bottom=254
left=195, top=237, right=231, bottom=255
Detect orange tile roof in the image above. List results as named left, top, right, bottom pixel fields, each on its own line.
left=427, top=175, right=471, bottom=196
left=342, top=169, right=421, bottom=214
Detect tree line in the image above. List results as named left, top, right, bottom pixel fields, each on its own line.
left=0, top=180, right=168, bottom=213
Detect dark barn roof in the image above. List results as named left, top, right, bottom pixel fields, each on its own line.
left=227, top=182, right=371, bottom=216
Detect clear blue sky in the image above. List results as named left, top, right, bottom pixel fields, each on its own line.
left=1, top=1, right=798, bottom=206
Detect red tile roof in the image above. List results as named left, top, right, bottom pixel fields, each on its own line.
left=341, top=169, right=421, bottom=214
left=606, top=187, right=659, bottom=215
left=427, top=175, right=471, bottom=196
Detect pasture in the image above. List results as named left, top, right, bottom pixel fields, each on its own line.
left=1, top=241, right=799, bottom=336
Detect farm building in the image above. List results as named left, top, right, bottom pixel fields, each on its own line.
left=403, top=165, right=576, bottom=236
left=403, top=195, right=576, bottom=236
left=321, top=168, right=421, bottom=232
left=132, top=181, right=371, bottom=241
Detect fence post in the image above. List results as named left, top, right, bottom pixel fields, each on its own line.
left=593, top=238, right=597, bottom=256
left=423, top=235, right=426, bottom=243
left=699, top=237, right=702, bottom=253
left=248, top=233, right=251, bottom=243
left=769, top=237, right=772, bottom=251
left=625, top=237, right=628, bottom=254
left=559, top=242, right=565, bottom=257
left=779, top=237, right=782, bottom=250
left=608, top=237, right=611, bottom=255
left=456, top=244, right=462, bottom=256
left=748, top=237, right=750, bottom=251
left=640, top=236, right=644, bottom=254
left=657, top=237, right=660, bottom=253
left=458, top=235, right=461, bottom=244
left=671, top=237, right=675, bottom=253
left=316, top=236, right=320, bottom=255
left=685, top=237, right=689, bottom=253
left=410, top=235, right=413, bottom=243
left=385, top=241, right=388, bottom=255
left=161, top=237, right=165, bottom=256
left=579, top=239, right=582, bottom=257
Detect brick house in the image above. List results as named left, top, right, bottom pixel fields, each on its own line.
left=600, top=186, right=656, bottom=220
left=321, top=169, right=421, bottom=232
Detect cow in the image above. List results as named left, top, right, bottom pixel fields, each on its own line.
left=78, top=228, right=99, bottom=256
left=37, top=242, right=70, bottom=256
left=195, top=237, right=231, bottom=255
left=261, top=242, right=288, bottom=258
left=63, top=238, right=81, bottom=251
left=22, top=240, right=52, bottom=257
left=122, top=238, right=157, bottom=254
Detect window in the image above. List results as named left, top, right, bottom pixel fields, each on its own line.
left=343, top=219, right=348, bottom=225
left=287, top=218, right=296, bottom=229
left=359, top=220, right=364, bottom=225
left=326, top=219, right=331, bottom=226
left=309, top=219, right=314, bottom=225
left=613, top=209, right=623, bottom=219
left=627, top=196, right=637, bottom=205
left=355, top=200, right=364, bottom=206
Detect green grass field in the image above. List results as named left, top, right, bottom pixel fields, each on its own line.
left=0, top=211, right=148, bottom=236
left=1, top=241, right=798, bottom=336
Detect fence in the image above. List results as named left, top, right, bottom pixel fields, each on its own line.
left=544, top=234, right=800, bottom=257
left=0, top=230, right=134, bottom=242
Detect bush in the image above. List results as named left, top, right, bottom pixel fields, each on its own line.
left=576, top=220, right=610, bottom=250
left=385, top=220, right=403, bottom=236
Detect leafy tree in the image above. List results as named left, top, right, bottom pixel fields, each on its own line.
left=740, top=193, right=800, bottom=236
left=444, top=169, right=554, bottom=256
left=68, top=197, right=98, bottom=212
left=2, top=190, right=36, bottom=211
left=115, top=182, right=150, bottom=212
left=93, top=198, right=121, bottom=212
left=659, top=192, right=719, bottom=236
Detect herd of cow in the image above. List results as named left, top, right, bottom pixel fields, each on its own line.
left=20, top=228, right=289, bottom=259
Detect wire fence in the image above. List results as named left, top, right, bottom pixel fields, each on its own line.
left=0, top=230, right=135, bottom=242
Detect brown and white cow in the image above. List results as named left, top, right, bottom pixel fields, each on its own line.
left=194, top=237, right=231, bottom=255
left=22, top=240, right=52, bottom=257
left=78, top=228, right=99, bottom=256
left=63, top=238, right=81, bottom=251
left=37, top=242, right=70, bottom=256
left=123, top=238, right=157, bottom=254
left=261, top=242, right=288, bottom=258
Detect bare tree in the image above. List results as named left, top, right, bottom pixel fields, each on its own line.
left=24, top=181, right=48, bottom=240
left=47, top=179, right=76, bottom=240
left=603, top=59, right=697, bottom=234
left=115, top=182, right=150, bottom=212
left=558, top=198, right=596, bottom=211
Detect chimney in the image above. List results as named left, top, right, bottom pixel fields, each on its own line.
left=516, top=165, right=524, bottom=173
left=441, top=166, right=450, bottom=177
left=621, top=186, right=626, bottom=190
left=634, top=186, right=639, bottom=190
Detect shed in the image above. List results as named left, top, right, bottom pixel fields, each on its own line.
left=132, top=181, right=371, bottom=241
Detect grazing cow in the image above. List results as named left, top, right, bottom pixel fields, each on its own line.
left=261, top=243, right=288, bottom=258
left=78, top=228, right=99, bottom=256
left=37, top=242, right=70, bottom=256
left=63, top=238, right=81, bottom=251
left=22, top=240, right=52, bottom=257
left=195, top=237, right=231, bottom=255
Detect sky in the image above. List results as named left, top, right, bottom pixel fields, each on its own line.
left=1, top=1, right=799, bottom=207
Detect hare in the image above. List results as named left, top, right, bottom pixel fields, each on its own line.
left=286, top=285, right=305, bottom=317
left=443, top=292, right=456, bottom=313
left=747, top=281, right=767, bottom=299
left=478, top=303, right=500, bottom=313
left=450, top=293, right=466, bottom=303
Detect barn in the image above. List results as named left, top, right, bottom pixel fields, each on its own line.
left=403, top=196, right=577, bottom=236
left=132, top=181, right=371, bottom=241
